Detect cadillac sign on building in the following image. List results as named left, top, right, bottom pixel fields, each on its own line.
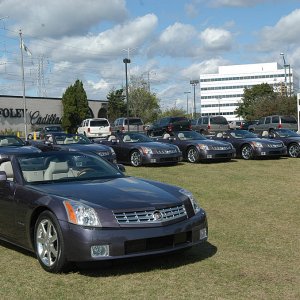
left=0, top=95, right=108, bottom=133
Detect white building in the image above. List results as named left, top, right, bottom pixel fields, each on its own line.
left=199, top=62, right=299, bottom=121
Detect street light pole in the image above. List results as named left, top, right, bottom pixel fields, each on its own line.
left=184, top=91, right=191, bottom=115
left=216, top=96, right=222, bottom=115
left=280, top=53, right=288, bottom=96
left=190, top=80, right=199, bottom=118
left=123, top=58, right=131, bottom=132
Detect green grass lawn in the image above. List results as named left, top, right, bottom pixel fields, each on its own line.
left=0, top=158, right=299, bottom=299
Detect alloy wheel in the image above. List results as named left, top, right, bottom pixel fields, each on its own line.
left=187, top=147, right=199, bottom=163
left=288, top=143, right=300, bottom=158
left=130, top=151, right=142, bottom=167
left=241, top=144, right=253, bottom=160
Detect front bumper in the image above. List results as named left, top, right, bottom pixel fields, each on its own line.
left=61, top=211, right=207, bottom=262
left=253, top=146, right=287, bottom=157
left=142, top=153, right=183, bottom=164
left=198, top=149, right=236, bottom=160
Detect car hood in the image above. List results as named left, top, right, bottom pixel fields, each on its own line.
left=62, top=143, right=111, bottom=152
left=134, top=142, right=177, bottom=150
left=0, top=146, right=41, bottom=153
left=245, top=138, right=283, bottom=144
left=191, top=139, right=231, bottom=146
left=30, top=177, right=184, bottom=209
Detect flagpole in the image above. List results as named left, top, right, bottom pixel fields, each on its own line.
left=19, top=29, right=28, bottom=141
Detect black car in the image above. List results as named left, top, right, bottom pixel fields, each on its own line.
left=147, top=117, right=191, bottom=137
left=39, top=125, right=64, bottom=140
left=155, top=131, right=235, bottom=163
left=0, top=151, right=208, bottom=273
left=99, top=132, right=182, bottom=166
left=0, top=135, right=41, bottom=154
left=212, top=130, right=287, bottom=160
left=260, top=129, right=300, bottom=158
left=31, top=133, right=116, bottom=163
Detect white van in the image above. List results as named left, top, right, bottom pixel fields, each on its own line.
left=77, top=118, right=111, bottom=138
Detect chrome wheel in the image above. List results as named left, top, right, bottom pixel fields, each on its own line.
left=241, top=144, right=253, bottom=160
left=288, top=143, right=300, bottom=158
left=35, top=211, right=67, bottom=273
left=130, top=151, right=142, bottom=167
left=187, top=147, right=199, bottom=163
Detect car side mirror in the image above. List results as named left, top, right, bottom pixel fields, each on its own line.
left=117, top=164, right=126, bottom=172
left=0, top=171, right=7, bottom=182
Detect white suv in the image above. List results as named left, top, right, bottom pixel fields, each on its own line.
left=77, top=118, right=111, bottom=138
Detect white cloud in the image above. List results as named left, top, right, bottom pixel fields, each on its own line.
left=208, top=0, right=264, bottom=7
left=200, top=28, right=233, bottom=51
left=258, top=9, right=300, bottom=51
left=0, top=0, right=128, bottom=38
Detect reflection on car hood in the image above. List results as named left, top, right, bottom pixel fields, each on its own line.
left=246, top=138, right=283, bottom=144
left=0, top=146, right=41, bottom=153
left=191, top=139, right=230, bottom=146
left=134, top=142, right=177, bottom=149
left=63, top=144, right=111, bottom=152
left=30, top=177, right=183, bottom=209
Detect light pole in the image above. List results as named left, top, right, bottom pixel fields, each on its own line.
left=190, top=80, right=199, bottom=118
left=123, top=58, right=131, bottom=132
left=216, top=96, right=222, bottom=115
left=280, top=53, right=288, bottom=96
left=184, top=91, right=191, bottom=115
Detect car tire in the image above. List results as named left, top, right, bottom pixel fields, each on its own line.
left=288, top=143, right=300, bottom=158
left=34, top=211, right=69, bottom=273
left=187, top=146, right=199, bottom=163
left=241, top=144, right=253, bottom=160
left=130, top=150, right=142, bottom=167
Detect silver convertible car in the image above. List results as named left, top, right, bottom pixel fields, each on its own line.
left=0, top=151, right=208, bottom=273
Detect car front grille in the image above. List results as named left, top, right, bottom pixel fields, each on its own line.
left=113, top=205, right=187, bottom=224
left=266, top=144, right=283, bottom=148
left=209, top=146, right=231, bottom=150
left=156, top=149, right=177, bottom=154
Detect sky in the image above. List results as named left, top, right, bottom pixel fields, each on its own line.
left=1, top=0, right=300, bottom=111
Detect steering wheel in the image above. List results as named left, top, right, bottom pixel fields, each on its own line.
left=77, top=168, right=95, bottom=177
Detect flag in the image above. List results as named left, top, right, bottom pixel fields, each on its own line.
left=21, top=40, right=32, bottom=56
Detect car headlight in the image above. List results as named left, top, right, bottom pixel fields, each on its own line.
left=197, top=143, right=209, bottom=150
left=64, top=200, right=101, bottom=227
left=252, top=141, right=263, bottom=148
left=179, top=189, right=201, bottom=214
left=141, top=146, right=153, bottom=154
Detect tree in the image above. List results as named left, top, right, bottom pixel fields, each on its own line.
left=159, top=106, right=186, bottom=118
left=61, top=80, right=89, bottom=133
left=107, top=88, right=126, bottom=122
left=128, top=75, right=160, bottom=123
left=235, top=83, right=275, bottom=121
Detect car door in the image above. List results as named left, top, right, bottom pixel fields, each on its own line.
left=0, top=161, right=17, bottom=239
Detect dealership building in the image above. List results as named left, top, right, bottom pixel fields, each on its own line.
left=0, top=95, right=108, bottom=134
left=199, top=62, right=299, bottom=121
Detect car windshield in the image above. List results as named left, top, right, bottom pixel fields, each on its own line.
left=53, top=134, right=91, bottom=145
left=90, top=120, right=109, bottom=126
left=175, top=131, right=206, bottom=141
left=45, top=126, right=62, bottom=132
left=17, top=152, right=123, bottom=183
left=0, top=136, right=25, bottom=147
left=121, top=133, right=152, bottom=143
left=124, top=118, right=143, bottom=125
left=229, top=130, right=257, bottom=139
left=211, top=117, right=228, bottom=125
left=275, top=129, right=300, bottom=138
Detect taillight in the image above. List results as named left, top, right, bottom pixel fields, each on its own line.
left=88, top=127, right=90, bottom=133
left=207, top=124, right=211, bottom=130
left=278, top=123, right=282, bottom=128
left=121, top=126, right=125, bottom=132
left=188, top=124, right=192, bottom=130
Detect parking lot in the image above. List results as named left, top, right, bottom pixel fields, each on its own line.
left=0, top=157, right=299, bottom=299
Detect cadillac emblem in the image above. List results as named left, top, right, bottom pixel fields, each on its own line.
left=153, top=210, right=163, bottom=221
